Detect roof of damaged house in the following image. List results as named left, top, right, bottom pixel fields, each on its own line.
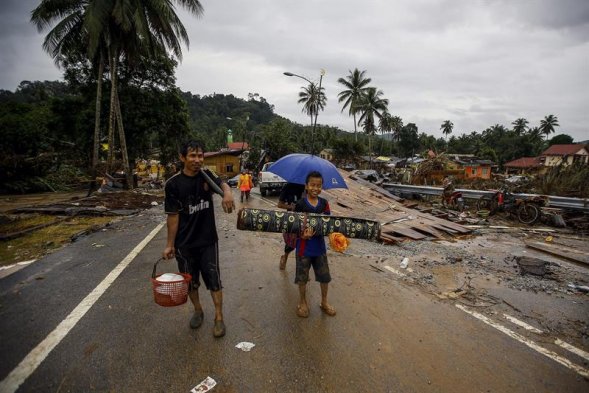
left=504, top=157, right=543, bottom=168
left=541, top=144, right=588, bottom=156
left=323, top=171, right=472, bottom=243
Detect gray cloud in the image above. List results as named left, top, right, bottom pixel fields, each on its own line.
left=1, top=0, right=587, bottom=141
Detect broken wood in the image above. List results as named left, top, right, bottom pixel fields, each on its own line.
left=525, top=241, right=589, bottom=267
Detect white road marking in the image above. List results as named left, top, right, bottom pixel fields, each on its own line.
left=0, top=260, right=37, bottom=271
left=456, top=304, right=589, bottom=378
left=383, top=265, right=406, bottom=277
left=0, top=222, right=165, bottom=393
left=555, top=339, right=589, bottom=362
left=502, top=314, right=544, bottom=334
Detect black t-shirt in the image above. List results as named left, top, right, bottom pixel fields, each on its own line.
left=278, top=183, right=306, bottom=205
left=164, top=169, right=223, bottom=250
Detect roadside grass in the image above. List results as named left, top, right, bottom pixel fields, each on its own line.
left=0, top=215, right=115, bottom=266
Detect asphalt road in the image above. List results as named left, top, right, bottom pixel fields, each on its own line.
left=0, top=187, right=587, bottom=392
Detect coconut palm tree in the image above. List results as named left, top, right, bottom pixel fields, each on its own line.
left=337, top=69, right=372, bottom=142
left=390, top=116, right=404, bottom=141
left=357, top=88, right=388, bottom=163
left=297, top=82, right=326, bottom=126
left=378, top=111, right=392, bottom=154
left=512, top=118, right=529, bottom=135
left=32, top=0, right=204, bottom=188
left=31, top=1, right=106, bottom=178
left=441, top=120, right=453, bottom=141
left=539, top=114, right=560, bottom=140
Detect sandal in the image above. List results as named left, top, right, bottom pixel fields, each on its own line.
left=279, top=255, right=287, bottom=270
left=296, top=304, right=309, bottom=318
left=319, top=303, right=336, bottom=316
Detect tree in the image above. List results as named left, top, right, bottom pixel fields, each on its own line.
left=32, top=0, right=205, bottom=188
left=390, top=116, right=404, bottom=141
left=378, top=111, right=392, bottom=154
left=297, top=82, right=326, bottom=126
left=337, top=69, right=372, bottom=142
left=440, top=120, right=453, bottom=140
left=512, top=118, right=529, bottom=135
left=548, top=133, right=574, bottom=146
left=357, top=88, right=388, bottom=162
left=398, top=123, right=419, bottom=158
left=31, top=1, right=105, bottom=176
left=539, top=114, right=560, bottom=140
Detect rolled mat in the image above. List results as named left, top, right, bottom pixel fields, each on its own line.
left=236, top=208, right=380, bottom=241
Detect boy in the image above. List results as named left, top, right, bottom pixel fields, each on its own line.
left=162, top=140, right=235, bottom=338
left=293, top=171, right=336, bottom=318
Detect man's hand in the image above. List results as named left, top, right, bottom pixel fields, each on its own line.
left=221, top=184, right=235, bottom=213
left=162, top=246, right=175, bottom=260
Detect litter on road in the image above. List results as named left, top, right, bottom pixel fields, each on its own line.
left=235, top=342, right=256, bottom=352
left=190, top=376, right=216, bottom=393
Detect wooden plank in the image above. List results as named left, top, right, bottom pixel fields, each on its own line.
left=410, top=223, right=446, bottom=239
left=383, top=224, right=428, bottom=240
left=525, top=242, right=589, bottom=266
left=428, top=223, right=460, bottom=234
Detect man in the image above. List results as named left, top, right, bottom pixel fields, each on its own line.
left=162, top=140, right=235, bottom=338
left=277, top=182, right=306, bottom=270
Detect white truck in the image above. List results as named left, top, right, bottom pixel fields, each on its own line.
left=257, top=161, right=287, bottom=196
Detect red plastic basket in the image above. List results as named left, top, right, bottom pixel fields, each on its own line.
left=151, top=259, right=192, bottom=307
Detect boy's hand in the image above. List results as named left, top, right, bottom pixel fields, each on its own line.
left=301, top=227, right=315, bottom=240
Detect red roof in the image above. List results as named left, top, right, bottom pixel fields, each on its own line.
left=504, top=157, right=543, bottom=168
left=541, top=144, right=587, bottom=156
left=227, top=142, right=249, bottom=150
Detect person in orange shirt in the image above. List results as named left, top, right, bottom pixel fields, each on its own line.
left=237, top=169, right=251, bottom=203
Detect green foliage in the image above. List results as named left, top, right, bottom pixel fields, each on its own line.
left=548, top=134, right=574, bottom=145
left=538, top=162, right=589, bottom=198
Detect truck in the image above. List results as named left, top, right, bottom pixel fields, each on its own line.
left=258, top=161, right=287, bottom=196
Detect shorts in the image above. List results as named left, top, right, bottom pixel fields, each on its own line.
left=295, top=254, right=331, bottom=284
left=175, top=243, right=222, bottom=291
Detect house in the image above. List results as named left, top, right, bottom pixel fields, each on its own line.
left=203, top=142, right=248, bottom=178
left=319, top=148, right=334, bottom=161
left=446, top=154, right=494, bottom=180
left=504, top=157, right=544, bottom=174
left=540, top=144, right=589, bottom=167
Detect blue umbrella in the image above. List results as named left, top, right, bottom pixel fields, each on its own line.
left=268, top=153, right=348, bottom=189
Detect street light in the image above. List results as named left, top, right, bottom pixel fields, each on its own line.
left=284, top=69, right=325, bottom=155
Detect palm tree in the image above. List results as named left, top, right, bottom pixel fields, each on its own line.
left=31, top=1, right=105, bottom=180
left=539, top=115, right=560, bottom=140
left=32, top=0, right=204, bottom=188
left=390, top=116, right=404, bottom=141
left=441, top=120, right=453, bottom=141
left=512, top=118, right=529, bottom=135
left=357, top=88, right=388, bottom=164
left=298, top=82, right=327, bottom=126
left=337, top=69, right=372, bottom=142
left=378, top=111, right=392, bottom=154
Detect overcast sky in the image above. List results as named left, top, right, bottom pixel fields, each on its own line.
left=1, top=0, right=588, bottom=141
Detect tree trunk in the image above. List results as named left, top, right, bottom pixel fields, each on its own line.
left=106, top=51, right=117, bottom=174
left=353, top=113, right=358, bottom=142
left=92, top=53, right=104, bottom=170
left=114, top=87, right=134, bottom=189
left=87, top=54, right=104, bottom=197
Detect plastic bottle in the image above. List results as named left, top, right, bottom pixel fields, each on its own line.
left=400, top=257, right=409, bottom=269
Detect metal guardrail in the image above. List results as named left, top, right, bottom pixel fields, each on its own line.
left=382, top=183, right=589, bottom=212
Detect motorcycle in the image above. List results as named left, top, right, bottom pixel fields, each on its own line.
left=476, top=188, right=542, bottom=224
left=442, top=190, right=465, bottom=211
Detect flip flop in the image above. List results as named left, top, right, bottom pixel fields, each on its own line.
left=296, top=304, right=309, bottom=318
left=279, top=255, right=287, bottom=270
left=319, top=303, right=336, bottom=316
